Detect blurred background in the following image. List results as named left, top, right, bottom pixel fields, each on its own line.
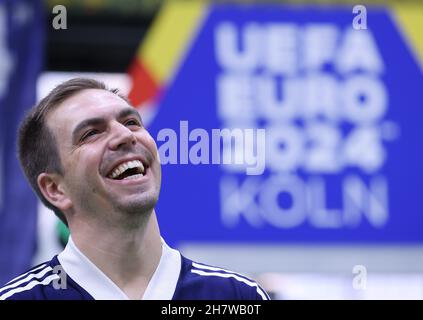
left=1, top=0, right=423, bottom=299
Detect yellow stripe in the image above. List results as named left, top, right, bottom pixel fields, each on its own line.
left=391, top=3, right=423, bottom=71
left=137, top=0, right=207, bottom=84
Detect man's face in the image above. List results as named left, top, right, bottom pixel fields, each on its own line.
left=46, top=89, right=161, bottom=220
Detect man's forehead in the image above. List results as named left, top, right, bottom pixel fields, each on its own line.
left=45, top=88, right=133, bottom=139
left=49, top=89, right=129, bottom=121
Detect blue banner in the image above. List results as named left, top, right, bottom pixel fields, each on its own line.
left=0, top=0, right=44, bottom=284
left=147, top=4, right=423, bottom=245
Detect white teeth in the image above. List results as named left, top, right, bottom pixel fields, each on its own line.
left=108, top=160, right=145, bottom=179
left=123, top=173, right=143, bottom=180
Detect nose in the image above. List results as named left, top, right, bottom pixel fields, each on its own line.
left=108, top=121, right=136, bottom=150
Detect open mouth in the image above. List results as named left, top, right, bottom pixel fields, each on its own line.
left=107, top=160, right=147, bottom=181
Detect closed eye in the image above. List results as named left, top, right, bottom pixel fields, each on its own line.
left=80, top=129, right=99, bottom=142
left=124, top=118, right=142, bottom=127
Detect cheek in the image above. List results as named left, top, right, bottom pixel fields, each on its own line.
left=143, top=133, right=159, bottom=158
left=65, top=148, right=101, bottom=179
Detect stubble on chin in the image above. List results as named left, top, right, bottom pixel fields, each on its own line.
left=114, top=191, right=159, bottom=216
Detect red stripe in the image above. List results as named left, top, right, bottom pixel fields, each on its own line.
left=127, top=60, right=159, bottom=108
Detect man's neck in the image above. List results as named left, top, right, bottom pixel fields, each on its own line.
left=68, top=210, right=162, bottom=299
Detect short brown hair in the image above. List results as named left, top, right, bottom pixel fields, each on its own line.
left=18, top=78, right=127, bottom=225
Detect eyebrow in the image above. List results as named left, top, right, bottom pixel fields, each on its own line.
left=71, top=107, right=142, bottom=144
left=117, top=108, right=142, bottom=123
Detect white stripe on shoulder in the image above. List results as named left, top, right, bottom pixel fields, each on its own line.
left=0, top=274, right=60, bottom=300
left=192, top=262, right=266, bottom=287
left=190, top=269, right=269, bottom=300
left=0, top=266, right=53, bottom=294
left=6, top=264, right=48, bottom=285
left=192, top=262, right=244, bottom=275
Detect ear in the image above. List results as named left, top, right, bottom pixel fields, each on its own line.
left=37, top=172, right=72, bottom=212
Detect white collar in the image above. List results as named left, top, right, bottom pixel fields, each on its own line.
left=57, top=236, right=181, bottom=300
